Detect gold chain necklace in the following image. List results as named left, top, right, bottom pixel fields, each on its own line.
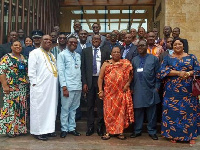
left=41, top=47, right=58, bottom=77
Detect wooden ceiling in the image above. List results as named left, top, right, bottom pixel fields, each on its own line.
left=59, top=0, right=155, bottom=6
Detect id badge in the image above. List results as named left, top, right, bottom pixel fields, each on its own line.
left=137, top=68, right=143, bottom=72
left=19, top=64, right=25, bottom=70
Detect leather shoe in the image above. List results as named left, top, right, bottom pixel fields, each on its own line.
left=46, top=132, right=57, bottom=137
left=34, top=135, right=48, bottom=141
left=60, top=131, right=67, bottom=138
left=86, top=128, right=94, bottom=136
left=130, top=132, right=142, bottom=138
left=149, top=134, right=158, bottom=140
left=68, top=130, right=81, bottom=136
left=97, top=128, right=104, bottom=136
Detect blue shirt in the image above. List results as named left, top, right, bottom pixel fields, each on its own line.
left=57, top=49, right=82, bottom=91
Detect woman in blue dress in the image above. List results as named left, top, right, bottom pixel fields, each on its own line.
left=158, top=38, right=200, bottom=144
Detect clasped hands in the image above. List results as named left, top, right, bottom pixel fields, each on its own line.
left=178, top=71, right=191, bottom=79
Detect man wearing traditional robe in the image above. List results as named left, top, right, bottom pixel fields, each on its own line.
left=28, top=35, right=58, bottom=141
left=57, top=36, right=82, bottom=138
left=130, top=40, right=160, bottom=140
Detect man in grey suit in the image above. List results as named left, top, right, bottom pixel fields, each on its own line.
left=81, top=35, right=110, bottom=136
left=87, top=23, right=106, bottom=47
left=121, top=33, right=138, bottom=61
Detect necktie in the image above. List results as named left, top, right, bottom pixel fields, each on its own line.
left=93, top=48, right=98, bottom=74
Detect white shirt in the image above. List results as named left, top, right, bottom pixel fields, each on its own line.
left=92, top=46, right=101, bottom=76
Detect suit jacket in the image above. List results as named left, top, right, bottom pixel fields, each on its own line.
left=182, top=39, right=189, bottom=53
left=121, top=44, right=138, bottom=61
left=103, top=41, right=123, bottom=54
left=87, top=35, right=106, bottom=47
left=0, top=42, right=12, bottom=59
left=81, top=46, right=110, bottom=89
left=75, top=42, right=92, bottom=55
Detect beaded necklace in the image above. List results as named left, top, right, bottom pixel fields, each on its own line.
left=41, top=47, right=58, bottom=77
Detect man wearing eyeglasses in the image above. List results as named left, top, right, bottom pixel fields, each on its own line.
left=130, top=39, right=160, bottom=140
left=32, top=30, right=44, bottom=48
left=82, top=35, right=110, bottom=136
left=57, top=36, right=82, bottom=138
left=87, top=23, right=106, bottom=47
left=51, top=33, right=67, bottom=60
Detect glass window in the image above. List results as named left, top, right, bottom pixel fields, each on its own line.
left=60, top=5, right=152, bottom=34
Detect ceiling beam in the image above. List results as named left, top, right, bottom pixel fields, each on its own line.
left=69, top=13, right=148, bottom=19
left=59, top=0, right=155, bottom=6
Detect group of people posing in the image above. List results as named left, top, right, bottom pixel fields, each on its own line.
left=0, top=21, right=199, bottom=145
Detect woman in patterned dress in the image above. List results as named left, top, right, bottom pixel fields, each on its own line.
left=158, top=38, right=200, bottom=144
left=98, top=46, right=134, bottom=140
left=0, top=41, right=29, bottom=137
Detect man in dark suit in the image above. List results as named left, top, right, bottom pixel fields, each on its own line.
left=172, top=27, right=189, bottom=53
left=121, top=33, right=138, bottom=61
left=81, top=35, right=110, bottom=136
left=0, top=31, right=18, bottom=58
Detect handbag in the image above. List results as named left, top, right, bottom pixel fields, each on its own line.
left=192, top=75, right=200, bottom=96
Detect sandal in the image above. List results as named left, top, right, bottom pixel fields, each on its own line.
left=101, top=133, right=110, bottom=140
left=117, top=134, right=126, bottom=140
left=189, top=140, right=195, bottom=144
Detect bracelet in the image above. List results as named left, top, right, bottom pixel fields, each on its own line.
left=186, top=72, right=191, bottom=76
left=97, top=91, right=103, bottom=95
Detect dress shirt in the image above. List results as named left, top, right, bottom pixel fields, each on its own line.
left=57, top=49, right=82, bottom=91
left=92, top=46, right=101, bottom=76
left=80, top=43, right=86, bottom=49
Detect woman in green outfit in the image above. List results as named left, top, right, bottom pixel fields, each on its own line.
left=0, top=41, right=29, bottom=137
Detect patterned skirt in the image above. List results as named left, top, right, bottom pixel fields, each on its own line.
left=161, top=95, right=200, bottom=141
left=0, top=84, right=28, bottom=135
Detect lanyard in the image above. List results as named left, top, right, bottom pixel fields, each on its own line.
left=69, top=50, right=78, bottom=65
